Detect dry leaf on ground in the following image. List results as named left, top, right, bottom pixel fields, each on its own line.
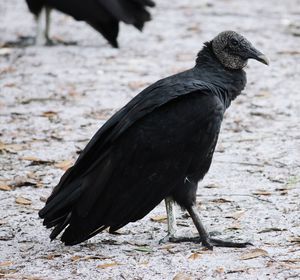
left=0, top=142, right=24, bottom=153
left=277, top=50, right=300, bottom=55
left=288, top=237, right=300, bottom=243
left=0, top=185, right=12, bottom=191
left=204, top=183, right=220, bottom=189
left=41, top=111, right=58, bottom=118
left=0, top=261, right=13, bottom=267
left=70, top=256, right=82, bottom=262
left=150, top=215, right=167, bottom=222
left=43, top=254, right=62, bottom=260
left=255, top=90, right=271, bottom=98
left=188, top=252, right=202, bottom=260
left=227, top=222, right=241, bottom=230
left=71, top=255, right=110, bottom=262
left=215, top=267, right=225, bottom=274
left=159, top=244, right=176, bottom=250
left=210, top=198, right=232, bottom=203
left=258, top=228, right=287, bottom=233
left=21, top=156, right=53, bottom=165
left=15, top=197, right=32, bottom=206
left=173, top=272, right=192, bottom=280
left=240, top=248, right=269, bottom=260
left=128, top=81, right=149, bottom=90
left=0, top=48, right=13, bottom=56
left=252, top=190, right=272, bottom=196
left=54, top=160, right=73, bottom=171
left=97, top=262, right=120, bottom=269
left=134, top=246, right=153, bottom=253
left=12, top=179, right=40, bottom=188
left=226, top=210, right=245, bottom=220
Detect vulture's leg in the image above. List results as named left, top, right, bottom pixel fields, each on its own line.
left=45, top=7, right=52, bottom=44
left=35, top=7, right=51, bottom=45
left=159, top=197, right=177, bottom=243
left=35, top=7, right=47, bottom=45
left=177, top=206, right=252, bottom=250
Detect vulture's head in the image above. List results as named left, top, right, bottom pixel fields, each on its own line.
left=212, top=31, right=269, bottom=70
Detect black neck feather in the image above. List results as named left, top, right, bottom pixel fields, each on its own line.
left=194, top=42, right=246, bottom=101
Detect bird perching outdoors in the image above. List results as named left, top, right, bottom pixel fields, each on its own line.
left=39, top=31, right=269, bottom=249
left=25, top=0, right=155, bottom=47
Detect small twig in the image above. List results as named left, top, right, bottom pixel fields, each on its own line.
left=214, top=160, right=265, bottom=167
left=197, top=193, right=272, bottom=203
left=222, top=135, right=273, bottom=143
left=215, top=160, right=287, bottom=168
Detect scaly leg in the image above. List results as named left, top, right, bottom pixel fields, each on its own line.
left=45, top=7, right=52, bottom=44
left=35, top=7, right=47, bottom=45
left=36, top=7, right=52, bottom=45
left=159, top=197, right=177, bottom=243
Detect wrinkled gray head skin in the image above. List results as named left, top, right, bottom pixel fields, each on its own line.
left=212, top=31, right=269, bottom=70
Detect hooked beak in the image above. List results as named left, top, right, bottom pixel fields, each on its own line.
left=246, top=46, right=269, bottom=66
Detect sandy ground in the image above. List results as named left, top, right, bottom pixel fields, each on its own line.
left=0, top=0, right=300, bottom=279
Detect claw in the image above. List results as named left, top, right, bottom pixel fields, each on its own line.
left=202, top=239, right=214, bottom=250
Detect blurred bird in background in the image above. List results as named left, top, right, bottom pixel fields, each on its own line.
left=25, top=0, right=155, bottom=47
left=39, top=31, right=269, bottom=249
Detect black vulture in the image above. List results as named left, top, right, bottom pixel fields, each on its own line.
left=25, top=0, right=155, bottom=47
left=39, top=31, right=269, bottom=249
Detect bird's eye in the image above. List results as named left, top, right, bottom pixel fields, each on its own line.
left=230, top=38, right=239, bottom=46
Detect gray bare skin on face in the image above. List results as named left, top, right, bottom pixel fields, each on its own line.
left=212, top=31, right=269, bottom=69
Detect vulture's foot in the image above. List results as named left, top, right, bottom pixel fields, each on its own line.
left=168, top=236, right=201, bottom=243
left=45, top=38, right=55, bottom=46
left=159, top=233, right=177, bottom=244
left=185, top=206, right=252, bottom=249
left=203, top=237, right=253, bottom=250
left=167, top=235, right=252, bottom=250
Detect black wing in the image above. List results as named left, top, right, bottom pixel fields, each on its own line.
left=46, top=78, right=220, bottom=195
left=39, top=79, right=225, bottom=245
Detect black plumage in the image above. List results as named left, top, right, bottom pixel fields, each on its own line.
left=25, top=0, right=155, bottom=47
left=39, top=31, right=269, bottom=249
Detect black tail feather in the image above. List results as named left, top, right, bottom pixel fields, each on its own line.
left=88, top=20, right=119, bottom=48
left=39, top=184, right=84, bottom=242
left=61, top=225, right=107, bottom=245
left=50, top=213, right=72, bottom=241
left=45, top=215, right=67, bottom=229
left=39, top=184, right=84, bottom=219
